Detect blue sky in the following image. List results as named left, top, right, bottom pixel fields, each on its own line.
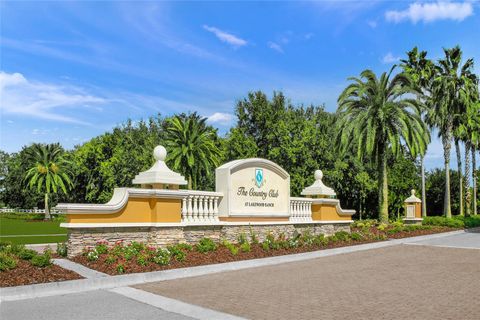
left=1, top=1, right=479, bottom=171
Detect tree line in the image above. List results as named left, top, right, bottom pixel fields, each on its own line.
left=0, top=46, right=478, bottom=222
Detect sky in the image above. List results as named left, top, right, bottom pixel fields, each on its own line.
left=1, top=1, right=479, bottom=172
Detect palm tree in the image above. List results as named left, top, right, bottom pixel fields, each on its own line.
left=400, top=47, right=435, bottom=217
left=336, top=67, right=429, bottom=223
left=164, top=113, right=222, bottom=190
left=458, top=99, right=480, bottom=216
left=429, top=46, right=476, bottom=217
left=473, top=102, right=480, bottom=215
left=24, top=144, right=73, bottom=220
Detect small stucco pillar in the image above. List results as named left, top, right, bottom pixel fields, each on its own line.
left=403, top=189, right=422, bottom=224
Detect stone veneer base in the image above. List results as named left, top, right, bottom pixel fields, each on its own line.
left=66, top=222, right=350, bottom=257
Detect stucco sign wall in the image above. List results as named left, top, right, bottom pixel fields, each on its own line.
left=215, top=158, right=290, bottom=217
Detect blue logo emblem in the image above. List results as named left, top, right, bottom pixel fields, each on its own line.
left=255, top=169, right=263, bottom=188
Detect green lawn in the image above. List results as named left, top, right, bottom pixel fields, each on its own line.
left=0, top=216, right=67, bottom=244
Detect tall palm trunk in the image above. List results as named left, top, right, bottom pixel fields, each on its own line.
left=44, top=193, right=51, bottom=220
left=455, top=138, right=463, bottom=216
left=378, top=151, right=389, bottom=223
left=443, top=118, right=453, bottom=218
left=421, top=155, right=427, bottom=217
left=473, top=146, right=477, bottom=216
left=465, top=143, right=471, bottom=216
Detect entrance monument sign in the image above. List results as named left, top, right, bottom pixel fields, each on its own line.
left=57, top=145, right=356, bottom=257
left=215, top=158, right=290, bottom=218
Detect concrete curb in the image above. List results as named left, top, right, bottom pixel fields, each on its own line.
left=25, top=243, right=57, bottom=253
left=0, top=229, right=465, bottom=302
left=53, top=259, right=108, bottom=279
left=109, top=287, right=246, bottom=320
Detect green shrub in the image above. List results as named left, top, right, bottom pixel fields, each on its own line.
left=261, top=241, right=270, bottom=251
left=31, top=252, right=52, bottom=267
left=196, top=238, right=217, bottom=253
left=57, top=242, right=67, bottom=257
left=18, top=249, right=37, bottom=260
left=328, top=235, right=339, bottom=243
left=221, top=240, right=239, bottom=255
left=249, top=227, right=259, bottom=245
left=152, top=249, right=170, bottom=265
left=1, top=243, right=25, bottom=255
left=391, top=220, right=404, bottom=228
left=423, top=216, right=464, bottom=228
left=136, top=254, right=149, bottom=266
left=167, top=245, right=187, bottom=262
left=350, top=232, right=363, bottom=241
left=377, top=223, right=388, bottom=231
left=116, top=263, right=125, bottom=274
left=0, top=241, right=12, bottom=252
left=465, top=215, right=480, bottom=228
left=0, top=252, right=17, bottom=271
left=264, top=233, right=280, bottom=250
left=387, top=226, right=405, bottom=234
left=334, top=231, right=350, bottom=241
left=313, top=234, right=327, bottom=246
left=105, top=255, right=116, bottom=265
left=237, top=233, right=248, bottom=245
left=130, top=241, right=146, bottom=253
left=86, top=249, right=99, bottom=262
left=300, top=230, right=315, bottom=246
left=95, top=242, right=109, bottom=254
left=288, top=238, right=299, bottom=248
left=240, top=242, right=251, bottom=252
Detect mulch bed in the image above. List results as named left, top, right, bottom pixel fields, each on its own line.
left=0, top=259, right=83, bottom=288
left=72, top=226, right=458, bottom=276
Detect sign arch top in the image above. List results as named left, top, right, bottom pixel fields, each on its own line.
left=216, top=158, right=290, bottom=218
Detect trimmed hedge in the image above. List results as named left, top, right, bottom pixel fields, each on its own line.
left=422, top=215, right=480, bottom=228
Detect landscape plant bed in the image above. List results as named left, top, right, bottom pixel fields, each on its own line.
left=0, top=242, right=83, bottom=287
left=72, top=225, right=458, bottom=276
left=0, top=259, right=83, bottom=287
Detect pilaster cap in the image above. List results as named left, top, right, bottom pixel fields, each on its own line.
left=132, top=145, right=187, bottom=186
left=404, top=189, right=421, bottom=203
left=301, top=170, right=336, bottom=197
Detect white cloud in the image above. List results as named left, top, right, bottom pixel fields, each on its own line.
left=304, top=33, right=315, bottom=40
left=367, top=20, right=377, bottom=28
left=382, top=52, right=400, bottom=64
left=206, top=112, right=234, bottom=125
left=203, top=25, right=247, bottom=47
left=385, top=1, right=473, bottom=24
left=267, top=41, right=284, bottom=53
left=0, top=71, right=105, bottom=124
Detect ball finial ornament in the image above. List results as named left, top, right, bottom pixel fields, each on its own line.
left=153, top=145, right=167, bottom=161
left=411, top=189, right=416, bottom=196
left=314, top=170, right=323, bottom=181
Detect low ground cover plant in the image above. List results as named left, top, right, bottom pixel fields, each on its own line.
left=0, top=242, right=53, bottom=272
left=75, top=221, right=456, bottom=275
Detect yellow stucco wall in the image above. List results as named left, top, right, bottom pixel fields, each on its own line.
left=66, top=197, right=181, bottom=223
left=311, top=203, right=350, bottom=221
left=415, top=202, right=422, bottom=218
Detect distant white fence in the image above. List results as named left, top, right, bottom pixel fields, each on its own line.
left=0, top=207, right=64, bottom=214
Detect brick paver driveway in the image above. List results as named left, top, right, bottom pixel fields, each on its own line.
left=136, top=240, right=480, bottom=320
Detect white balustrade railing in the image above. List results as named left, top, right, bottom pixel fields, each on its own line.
left=181, top=191, right=222, bottom=223
left=0, top=207, right=64, bottom=214
left=289, top=198, right=313, bottom=222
